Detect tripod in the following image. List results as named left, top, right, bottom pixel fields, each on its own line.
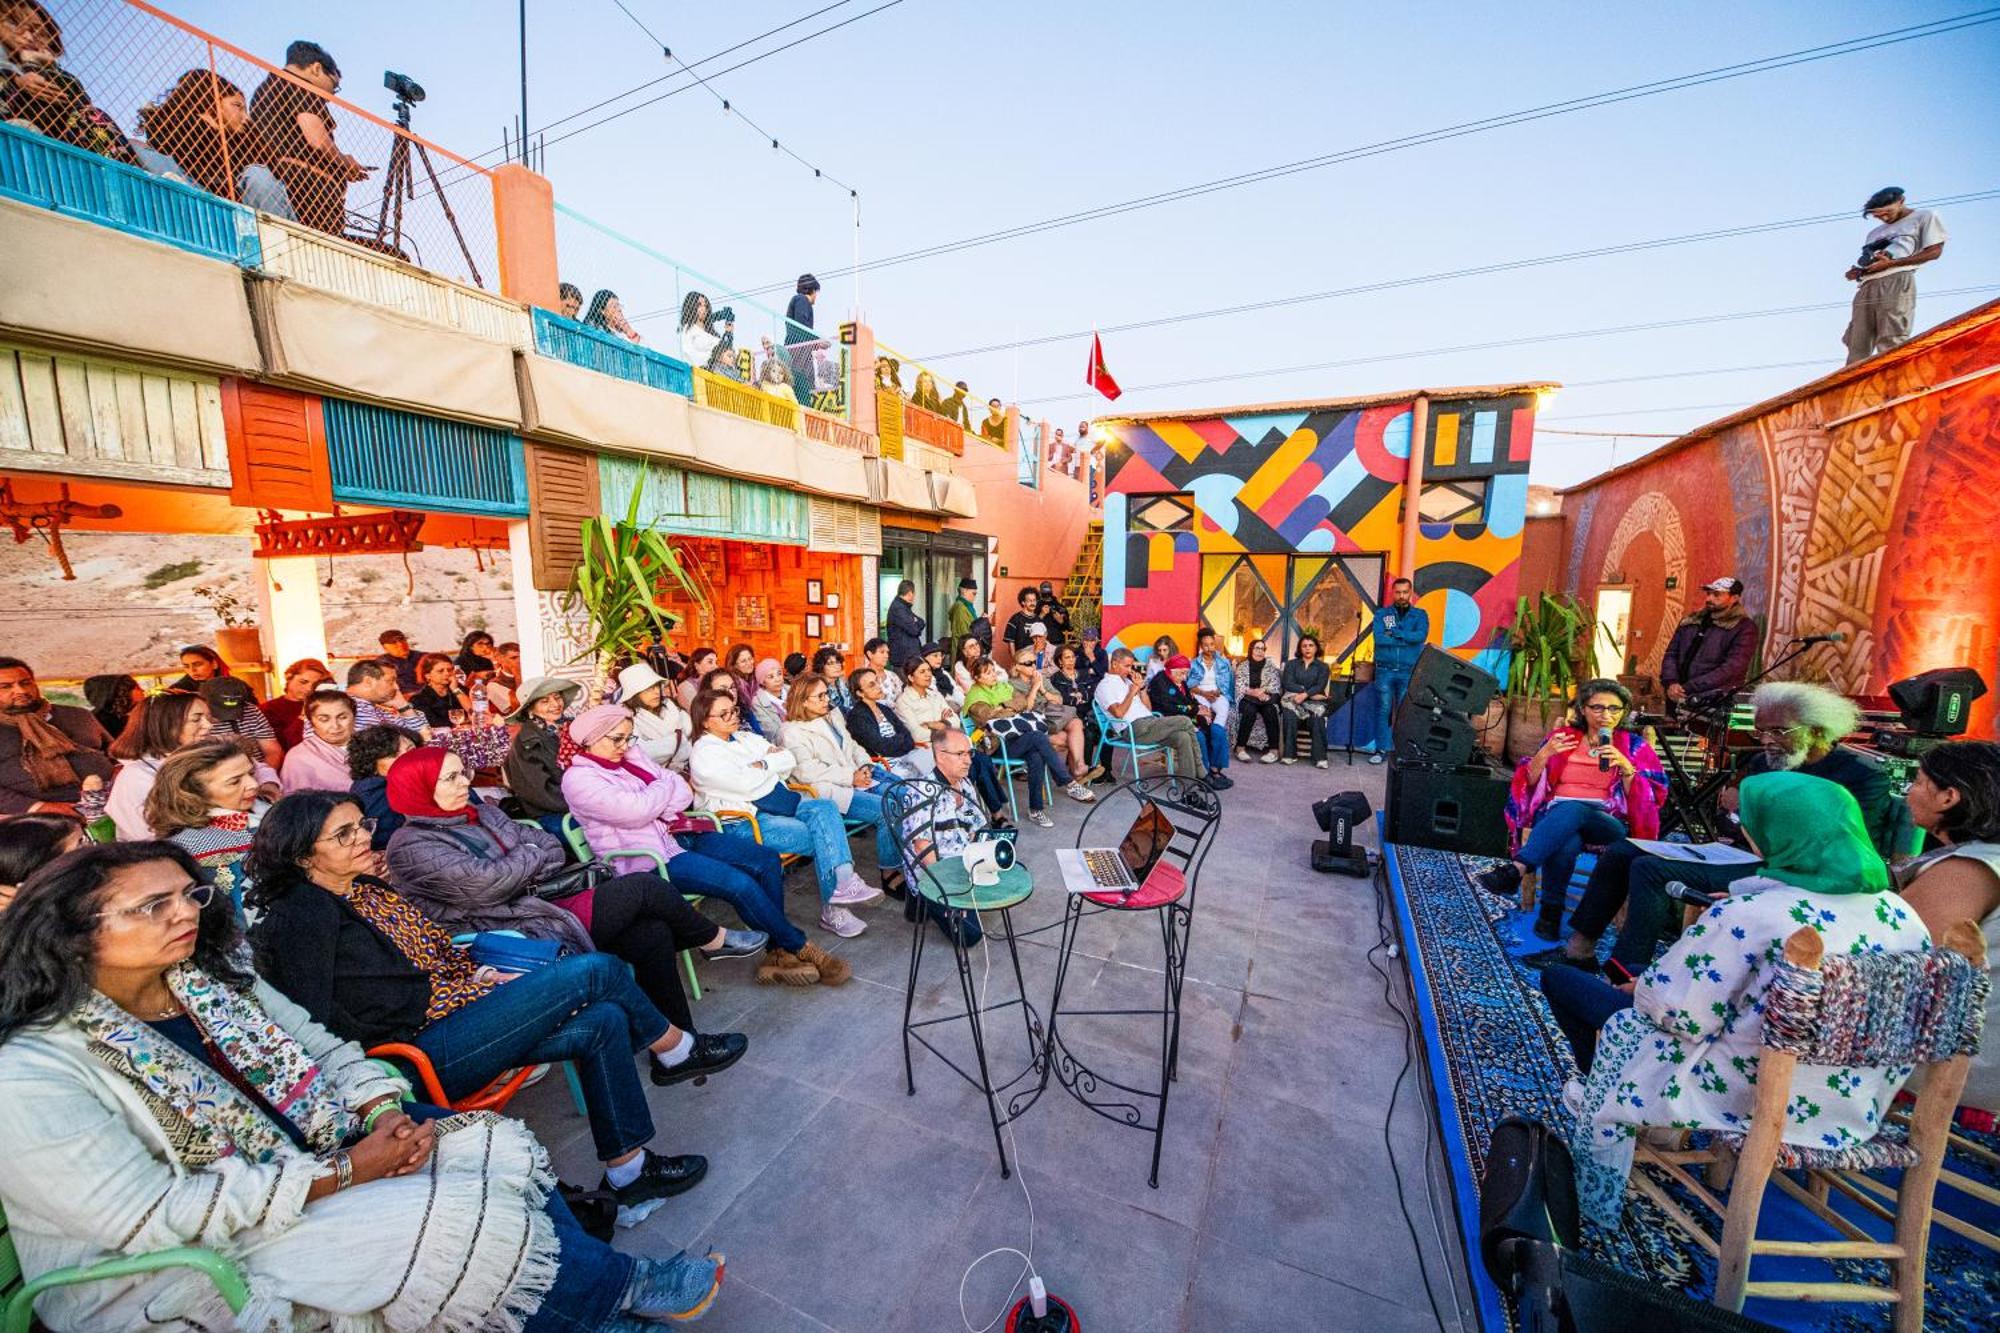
left=372, top=97, right=482, bottom=287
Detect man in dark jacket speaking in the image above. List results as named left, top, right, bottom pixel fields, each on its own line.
left=1659, top=576, right=1758, bottom=715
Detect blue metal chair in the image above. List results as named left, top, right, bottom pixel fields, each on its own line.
left=1091, top=702, right=1175, bottom=782
left=987, top=730, right=1055, bottom=824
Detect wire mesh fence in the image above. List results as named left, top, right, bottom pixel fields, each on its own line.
left=14, top=0, right=498, bottom=288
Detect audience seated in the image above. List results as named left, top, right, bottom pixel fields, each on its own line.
left=104, top=692, right=235, bottom=841
left=145, top=739, right=267, bottom=915
left=199, top=676, right=284, bottom=770
left=893, top=656, right=958, bottom=748
left=0, top=840, right=726, bottom=1328
left=504, top=675, right=583, bottom=837
left=1233, top=637, right=1282, bottom=763
left=560, top=704, right=834, bottom=987
left=722, top=644, right=760, bottom=728
left=1895, top=739, right=2000, bottom=1116
left=781, top=675, right=902, bottom=883
left=1187, top=628, right=1234, bottom=734
left=133, top=67, right=295, bottom=217
left=455, top=631, right=496, bottom=677
left=952, top=636, right=987, bottom=697
left=814, top=646, right=852, bottom=714
left=487, top=641, right=523, bottom=717
left=264, top=657, right=332, bottom=750
left=862, top=637, right=902, bottom=705
left=247, top=40, right=365, bottom=237
left=246, top=791, right=747, bottom=1232
left=1551, top=680, right=1892, bottom=969
left=965, top=659, right=1096, bottom=825
left=0, top=656, right=113, bottom=817
left=1543, top=773, right=1925, bottom=1227
left=750, top=657, right=787, bottom=739
left=407, top=652, right=472, bottom=729
left=0, top=809, right=82, bottom=910
left=618, top=661, right=693, bottom=773
left=927, top=641, right=963, bottom=708
left=81, top=672, right=142, bottom=746
left=687, top=689, right=883, bottom=939
left=891, top=728, right=996, bottom=945
left=345, top=658, right=428, bottom=737
left=1276, top=635, right=1331, bottom=767
left=675, top=648, right=719, bottom=710
left=1476, top=679, right=1668, bottom=942
left=846, top=666, right=922, bottom=772
left=0, top=0, right=136, bottom=165
left=1094, top=647, right=1203, bottom=779
left=346, top=722, right=416, bottom=849
left=279, top=689, right=355, bottom=794
left=1146, top=654, right=1233, bottom=789
left=375, top=628, right=423, bottom=696
left=166, top=644, right=237, bottom=696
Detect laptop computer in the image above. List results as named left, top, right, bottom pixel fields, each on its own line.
left=1056, top=801, right=1173, bottom=895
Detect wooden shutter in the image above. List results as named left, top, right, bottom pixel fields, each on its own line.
left=223, top=379, right=332, bottom=510
left=525, top=442, right=598, bottom=590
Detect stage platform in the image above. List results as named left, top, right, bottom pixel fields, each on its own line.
left=1383, top=833, right=2000, bottom=1333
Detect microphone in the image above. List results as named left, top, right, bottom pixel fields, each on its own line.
left=1663, top=880, right=1719, bottom=908
left=1789, top=632, right=1847, bottom=645
left=1596, top=728, right=1612, bottom=772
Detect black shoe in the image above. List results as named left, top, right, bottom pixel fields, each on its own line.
left=1208, top=772, right=1234, bottom=790
left=1521, top=945, right=1597, bottom=974
left=599, top=1150, right=709, bottom=1227
left=1530, top=916, right=1562, bottom=942
left=1472, top=862, right=1523, bottom=896
left=651, top=1032, right=747, bottom=1087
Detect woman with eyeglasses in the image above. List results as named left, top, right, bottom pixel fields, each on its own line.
left=144, top=739, right=270, bottom=917
left=781, top=676, right=903, bottom=890
left=248, top=790, right=746, bottom=1241
left=1476, top=678, right=1668, bottom=941
left=0, top=840, right=727, bottom=1330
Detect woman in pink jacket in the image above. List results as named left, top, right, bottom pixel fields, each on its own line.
left=560, top=705, right=845, bottom=987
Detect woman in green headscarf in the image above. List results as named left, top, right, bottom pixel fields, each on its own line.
left=1554, top=772, right=1928, bottom=1226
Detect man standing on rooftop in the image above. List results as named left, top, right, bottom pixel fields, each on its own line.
left=248, top=39, right=366, bottom=236
left=1843, top=186, right=1947, bottom=364
left=784, top=273, right=819, bottom=406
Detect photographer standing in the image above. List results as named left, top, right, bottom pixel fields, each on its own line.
left=1844, top=186, right=1947, bottom=364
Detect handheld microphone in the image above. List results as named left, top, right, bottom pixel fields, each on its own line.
left=1789, top=632, right=1847, bottom=646
left=1596, top=728, right=1612, bottom=772
left=1663, top=881, right=1719, bottom=908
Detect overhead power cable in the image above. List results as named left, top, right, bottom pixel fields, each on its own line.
left=1018, top=283, right=2000, bottom=407
left=729, top=7, right=2000, bottom=298
left=1543, top=399, right=1755, bottom=422
left=913, top=189, right=2000, bottom=360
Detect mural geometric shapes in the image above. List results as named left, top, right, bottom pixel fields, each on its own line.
left=1601, top=491, right=1687, bottom=678
left=1154, top=419, right=1216, bottom=465
left=1226, top=413, right=1308, bottom=449
left=1124, top=533, right=1156, bottom=589
left=1276, top=492, right=1336, bottom=548
left=1486, top=472, right=1529, bottom=541
left=1299, top=527, right=1337, bottom=552
left=1190, top=417, right=1249, bottom=453
left=1326, top=473, right=1399, bottom=535
left=1107, top=443, right=1177, bottom=496
left=1238, top=424, right=1323, bottom=512
left=1468, top=410, right=1497, bottom=465
left=1187, top=474, right=1246, bottom=534
left=1262, top=463, right=1330, bottom=534
left=1133, top=495, right=1194, bottom=532
left=1413, top=559, right=1494, bottom=598
left=1379, top=406, right=1415, bottom=462
left=1147, top=531, right=1181, bottom=572
left=1310, top=448, right=1374, bottom=514
left=1417, top=479, right=1488, bottom=524
left=1432, top=412, right=1460, bottom=467
left=1508, top=409, right=1535, bottom=463
left=1437, top=586, right=1483, bottom=649
left=1101, top=491, right=1128, bottom=605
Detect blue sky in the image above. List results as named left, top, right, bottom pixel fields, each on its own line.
left=165, top=0, right=2000, bottom=486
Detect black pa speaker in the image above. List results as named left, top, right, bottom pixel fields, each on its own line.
left=1405, top=644, right=1499, bottom=715
left=1385, top=758, right=1510, bottom=858
left=1391, top=705, right=1477, bottom=768
left=1888, top=666, right=1987, bottom=736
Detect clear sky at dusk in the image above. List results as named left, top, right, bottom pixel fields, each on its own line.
left=166, top=0, right=2000, bottom=486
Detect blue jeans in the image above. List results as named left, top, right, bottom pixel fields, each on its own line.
left=1196, top=720, right=1230, bottom=771
left=730, top=790, right=853, bottom=900
left=1375, top=668, right=1412, bottom=753
left=409, top=953, right=667, bottom=1162
left=998, top=731, right=1075, bottom=811
left=1518, top=801, right=1628, bottom=922
left=1539, top=964, right=1634, bottom=1075
left=840, top=786, right=902, bottom=869
left=674, top=830, right=805, bottom=953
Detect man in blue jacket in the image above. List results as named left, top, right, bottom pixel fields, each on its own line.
left=1364, top=577, right=1429, bottom=764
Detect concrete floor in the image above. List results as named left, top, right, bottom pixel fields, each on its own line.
left=507, top=753, right=1477, bottom=1333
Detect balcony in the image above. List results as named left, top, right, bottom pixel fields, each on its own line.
left=531, top=309, right=693, bottom=397
left=900, top=399, right=966, bottom=456
left=257, top=217, right=531, bottom=348
left=801, top=407, right=875, bottom=455
left=692, top=368, right=801, bottom=431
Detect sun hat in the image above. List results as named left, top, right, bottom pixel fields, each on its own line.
left=507, top=675, right=582, bottom=724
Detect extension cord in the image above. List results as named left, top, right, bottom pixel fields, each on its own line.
left=957, top=919, right=1040, bottom=1333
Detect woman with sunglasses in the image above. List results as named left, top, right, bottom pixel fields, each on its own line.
left=1476, top=678, right=1668, bottom=940
left=0, top=840, right=726, bottom=1330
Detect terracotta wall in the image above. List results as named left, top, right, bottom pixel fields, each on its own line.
left=1517, top=513, right=1567, bottom=601
left=949, top=461, right=1094, bottom=623
left=652, top=537, right=865, bottom=664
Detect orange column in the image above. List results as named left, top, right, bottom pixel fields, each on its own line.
left=490, top=163, right=560, bottom=311
left=1397, top=395, right=1430, bottom=581
left=846, top=321, right=877, bottom=435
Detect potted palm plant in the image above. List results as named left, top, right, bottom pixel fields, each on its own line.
left=1501, top=594, right=1611, bottom=761
left=566, top=471, right=707, bottom=698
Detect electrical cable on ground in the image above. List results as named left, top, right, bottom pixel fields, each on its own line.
left=955, top=915, right=1037, bottom=1332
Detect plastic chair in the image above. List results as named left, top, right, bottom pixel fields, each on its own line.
left=557, top=815, right=708, bottom=1001
left=1091, top=702, right=1175, bottom=782
left=2, top=1198, right=247, bottom=1333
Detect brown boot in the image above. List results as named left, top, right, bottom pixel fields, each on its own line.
left=756, top=948, right=819, bottom=987
left=795, top=941, right=852, bottom=986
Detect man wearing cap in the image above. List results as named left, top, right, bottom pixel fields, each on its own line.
left=784, top=273, right=820, bottom=405
left=1844, top=187, right=1947, bottom=364
left=938, top=380, right=972, bottom=428
left=947, top=576, right=982, bottom=657
left=1038, top=580, right=1073, bottom=642
left=199, top=677, right=283, bottom=771
left=1659, top=577, right=1758, bottom=715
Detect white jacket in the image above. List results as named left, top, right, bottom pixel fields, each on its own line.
left=894, top=684, right=957, bottom=738
left=689, top=730, right=797, bottom=813
left=631, top=699, right=693, bottom=772
left=104, top=755, right=163, bottom=841
left=781, top=716, right=872, bottom=812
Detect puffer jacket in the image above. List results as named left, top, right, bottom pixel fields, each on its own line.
left=383, top=801, right=586, bottom=951
left=561, top=747, right=694, bottom=876
left=503, top=719, right=566, bottom=819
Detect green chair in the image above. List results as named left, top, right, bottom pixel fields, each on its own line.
left=2, top=1198, right=248, bottom=1333
left=557, top=815, right=709, bottom=1001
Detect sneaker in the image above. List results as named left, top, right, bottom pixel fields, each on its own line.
left=1063, top=781, right=1096, bottom=803
left=652, top=1031, right=747, bottom=1086
left=829, top=870, right=884, bottom=906
left=1081, top=763, right=1106, bottom=783
left=1028, top=809, right=1054, bottom=828
left=819, top=903, right=867, bottom=938
left=1207, top=772, right=1234, bottom=790
left=703, top=929, right=767, bottom=961
left=755, top=947, right=820, bottom=987
left=1368, top=753, right=1384, bottom=765
left=1314, top=759, right=1328, bottom=770
left=796, top=941, right=852, bottom=985
left=1259, top=751, right=1279, bottom=764
left=1472, top=862, right=1523, bottom=897
left=1280, top=756, right=1299, bottom=766
left=600, top=1150, right=708, bottom=1227
left=624, top=1250, right=725, bottom=1322
left=1235, top=747, right=1252, bottom=762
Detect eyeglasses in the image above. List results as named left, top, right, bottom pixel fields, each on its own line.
left=1581, top=703, right=1627, bottom=715
left=1756, top=724, right=1806, bottom=741
left=318, top=817, right=378, bottom=847
left=936, top=747, right=972, bottom=758
left=604, top=732, right=634, bottom=747
left=98, top=881, right=215, bottom=927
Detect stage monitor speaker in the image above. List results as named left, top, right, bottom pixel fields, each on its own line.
left=1888, top=665, right=1987, bottom=736
left=1392, top=704, right=1477, bottom=768
left=1406, top=644, right=1499, bottom=716
left=1385, top=758, right=1510, bottom=858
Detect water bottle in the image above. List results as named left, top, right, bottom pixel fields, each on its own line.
left=472, top=691, right=490, bottom=725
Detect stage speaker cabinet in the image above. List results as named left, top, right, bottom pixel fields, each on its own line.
left=1392, top=704, right=1477, bottom=768
left=1405, top=644, right=1498, bottom=716
left=1385, top=758, right=1510, bottom=859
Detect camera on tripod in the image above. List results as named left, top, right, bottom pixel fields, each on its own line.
left=383, top=70, right=425, bottom=105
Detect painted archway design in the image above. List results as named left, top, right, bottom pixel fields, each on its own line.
left=1599, top=490, right=1686, bottom=677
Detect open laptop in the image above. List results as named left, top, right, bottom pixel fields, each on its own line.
left=1057, top=802, right=1173, bottom=895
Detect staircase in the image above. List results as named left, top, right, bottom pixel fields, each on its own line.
left=1062, top=521, right=1104, bottom=630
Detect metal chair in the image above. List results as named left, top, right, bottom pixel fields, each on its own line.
left=884, top=776, right=1046, bottom=1178
left=2, top=1199, right=246, bottom=1333
left=1091, top=702, right=1175, bottom=782
left=1043, top=774, right=1222, bottom=1187
left=1628, top=921, right=1988, bottom=1328
left=558, top=814, right=710, bottom=1000
left=987, top=730, right=1055, bottom=824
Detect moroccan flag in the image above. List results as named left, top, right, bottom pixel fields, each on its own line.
left=1087, top=332, right=1122, bottom=401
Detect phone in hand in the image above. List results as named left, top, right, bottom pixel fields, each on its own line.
left=1603, top=958, right=1637, bottom=987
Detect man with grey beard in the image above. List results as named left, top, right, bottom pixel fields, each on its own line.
left=1538, top=680, right=1896, bottom=975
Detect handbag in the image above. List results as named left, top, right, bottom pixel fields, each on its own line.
left=465, top=931, right=563, bottom=973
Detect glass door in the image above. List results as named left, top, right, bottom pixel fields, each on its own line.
left=1284, top=554, right=1384, bottom=664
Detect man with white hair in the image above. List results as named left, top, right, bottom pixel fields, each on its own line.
left=1542, top=679, right=1896, bottom=976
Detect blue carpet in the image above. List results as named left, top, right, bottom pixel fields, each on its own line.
left=1384, top=833, right=2000, bottom=1333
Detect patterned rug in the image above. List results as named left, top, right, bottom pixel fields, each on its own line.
left=1384, top=837, right=2000, bottom=1333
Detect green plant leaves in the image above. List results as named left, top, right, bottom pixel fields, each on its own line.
left=568, top=468, right=708, bottom=668
left=1506, top=592, right=1607, bottom=718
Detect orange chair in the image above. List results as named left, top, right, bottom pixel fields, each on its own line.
left=367, top=1044, right=540, bottom=1114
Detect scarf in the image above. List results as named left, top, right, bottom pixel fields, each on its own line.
left=76, top=962, right=353, bottom=1167
left=1738, top=771, right=1888, bottom=896
left=0, top=705, right=80, bottom=791
left=283, top=731, right=350, bottom=793
left=577, top=749, right=656, bottom=784
left=383, top=745, right=478, bottom=824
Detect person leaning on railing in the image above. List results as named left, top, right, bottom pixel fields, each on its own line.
left=0, top=0, right=137, bottom=165
left=133, top=68, right=297, bottom=218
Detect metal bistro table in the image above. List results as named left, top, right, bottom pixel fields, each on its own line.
left=1041, top=775, right=1222, bottom=1187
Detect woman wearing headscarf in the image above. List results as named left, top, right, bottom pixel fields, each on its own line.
left=1543, top=772, right=1927, bottom=1227
left=749, top=657, right=788, bottom=739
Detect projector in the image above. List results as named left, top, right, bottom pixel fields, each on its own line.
left=961, top=836, right=1016, bottom=886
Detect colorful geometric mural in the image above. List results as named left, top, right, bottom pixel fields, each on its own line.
left=1098, top=394, right=1538, bottom=662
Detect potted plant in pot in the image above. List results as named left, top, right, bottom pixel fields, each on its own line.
left=1500, top=594, right=1611, bottom=762
left=566, top=471, right=708, bottom=699
left=194, top=582, right=262, bottom=673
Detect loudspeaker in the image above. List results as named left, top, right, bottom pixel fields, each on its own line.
left=1392, top=704, right=1477, bottom=768
left=1406, top=644, right=1499, bottom=715
left=1385, top=758, right=1510, bottom=858
left=1888, top=666, right=1987, bottom=736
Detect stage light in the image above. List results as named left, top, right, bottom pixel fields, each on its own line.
left=1888, top=666, right=1987, bottom=737
left=1311, top=791, right=1373, bottom=877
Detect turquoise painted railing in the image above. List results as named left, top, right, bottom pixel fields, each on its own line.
left=599, top=456, right=809, bottom=546
left=530, top=308, right=693, bottom=397
left=323, top=399, right=528, bottom=516
left=0, top=121, right=260, bottom=267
